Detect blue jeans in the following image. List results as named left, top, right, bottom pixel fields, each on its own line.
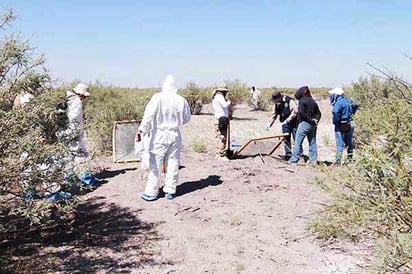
left=334, top=120, right=354, bottom=163
left=289, top=121, right=318, bottom=164
left=282, top=123, right=297, bottom=156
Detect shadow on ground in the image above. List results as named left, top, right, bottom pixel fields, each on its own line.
left=176, top=175, right=223, bottom=197
left=96, top=167, right=137, bottom=180
left=231, top=116, right=258, bottom=121
left=0, top=196, right=169, bottom=273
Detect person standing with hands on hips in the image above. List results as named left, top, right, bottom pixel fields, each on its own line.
left=288, top=86, right=321, bottom=165
left=136, top=75, right=191, bottom=201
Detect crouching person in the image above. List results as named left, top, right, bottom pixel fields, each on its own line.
left=136, top=75, right=191, bottom=201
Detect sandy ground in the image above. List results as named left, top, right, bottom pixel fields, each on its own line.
left=67, top=100, right=369, bottom=273
left=6, top=100, right=371, bottom=273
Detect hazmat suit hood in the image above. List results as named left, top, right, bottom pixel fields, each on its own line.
left=162, top=75, right=178, bottom=93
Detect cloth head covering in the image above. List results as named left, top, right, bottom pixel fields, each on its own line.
left=294, top=86, right=308, bottom=100
left=162, top=75, right=178, bottom=93
left=73, top=83, right=90, bottom=97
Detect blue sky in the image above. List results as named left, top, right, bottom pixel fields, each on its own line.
left=1, top=0, right=412, bottom=88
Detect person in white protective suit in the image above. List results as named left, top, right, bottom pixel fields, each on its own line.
left=250, top=86, right=262, bottom=109
left=13, top=92, right=34, bottom=109
left=136, top=75, right=191, bottom=201
left=65, top=83, right=90, bottom=157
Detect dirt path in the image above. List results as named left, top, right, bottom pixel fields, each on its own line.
left=76, top=101, right=365, bottom=273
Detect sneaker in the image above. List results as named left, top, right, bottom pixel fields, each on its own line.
left=280, top=155, right=291, bottom=161
left=139, top=192, right=158, bottom=201
left=307, top=161, right=318, bottom=166
left=165, top=193, right=176, bottom=200
left=301, top=155, right=309, bottom=163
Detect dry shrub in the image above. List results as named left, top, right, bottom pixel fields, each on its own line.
left=309, top=75, right=412, bottom=272
left=181, top=81, right=210, bottom=115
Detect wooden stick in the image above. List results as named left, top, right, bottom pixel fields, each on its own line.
left=112, top=122, right=117, bottom=163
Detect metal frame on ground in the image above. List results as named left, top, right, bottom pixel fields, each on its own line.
left=234, top=133, right=289, bottom=156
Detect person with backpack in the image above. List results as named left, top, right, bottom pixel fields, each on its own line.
left=328, top=87, right=359, bottom=166
left=288, top=86, right=322, bottom=165
left=266, top=91, right=299, bottom=160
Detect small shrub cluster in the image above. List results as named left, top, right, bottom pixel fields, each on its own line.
left=309, top=76, right=412, bottom=272
left=192, top=138, right=207, bottom=153
left=180, top=81, right=211, bottom=115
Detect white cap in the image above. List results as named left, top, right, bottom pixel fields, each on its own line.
left=328, top=87, right=344, bottom=95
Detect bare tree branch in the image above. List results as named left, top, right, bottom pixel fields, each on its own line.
left=0, top=9, right=14, bottom=29
left=366, top=62, right=411, bottom=104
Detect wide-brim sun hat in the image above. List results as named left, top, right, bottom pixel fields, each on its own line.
left=215, top=87, right=229, bottom=92
left=73, top=83, right=90, bottom=97
left=212, top=86, right=229, bottom=97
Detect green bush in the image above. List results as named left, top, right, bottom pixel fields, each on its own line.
left=192, top=138, right=207, bottom=153
left=84, top=83, right=154, bottom=155
left=309, top=76, right=412, bottom=272
left=0, top=10, right=75, bottom=231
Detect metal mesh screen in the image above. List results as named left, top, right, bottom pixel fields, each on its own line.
left=113, top=120, right=141, bottom=163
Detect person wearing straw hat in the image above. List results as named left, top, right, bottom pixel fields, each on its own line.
left=64, top=83, right=90, bottom=158
left=212, top=86, right=231, bottom=159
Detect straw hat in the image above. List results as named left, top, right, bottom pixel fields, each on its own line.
left=73, top=83, right=90, bottom=97
left=212, top=86, right=229, bottom=98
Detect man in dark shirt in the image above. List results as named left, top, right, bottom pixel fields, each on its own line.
left=267, top=91, right=298, bottom=159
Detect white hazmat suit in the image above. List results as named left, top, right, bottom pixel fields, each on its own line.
left=64, top=83, right=90, bottom=157
left=138, top=75, right=191, bottom=197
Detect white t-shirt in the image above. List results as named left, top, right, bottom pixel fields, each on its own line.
left=212, top=93, right=230, bottom=119
left=252, top=89, right=261, bottom=101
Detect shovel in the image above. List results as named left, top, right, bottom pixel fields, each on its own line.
left=226, top=116, right=234, bottom=158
